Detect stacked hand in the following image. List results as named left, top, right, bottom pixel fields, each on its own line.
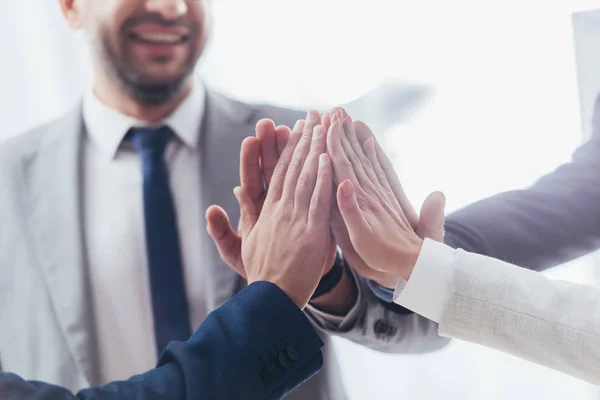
left=206, top=111, right=336, bottom=309
left=207, top=107, right=445, bottom=310
left=327, top=112, right=445, bottom=279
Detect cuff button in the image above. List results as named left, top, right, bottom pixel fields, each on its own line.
left=286, top=345, right=299, bottom=361
left=278, top=352, right=292, bottom=369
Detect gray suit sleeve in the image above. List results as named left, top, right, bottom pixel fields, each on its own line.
left=304, top=268, right=450, bottom=353
left=445, top=131, right=600, bottom=271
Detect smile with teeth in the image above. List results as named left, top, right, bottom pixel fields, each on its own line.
left=129, top=32, right=189, bottom=45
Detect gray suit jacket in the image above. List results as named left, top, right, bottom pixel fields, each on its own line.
left=0, top=90, right=448, bottom=399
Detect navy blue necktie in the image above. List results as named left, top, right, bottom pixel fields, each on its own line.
left=130, top=126, right=191, bottom=355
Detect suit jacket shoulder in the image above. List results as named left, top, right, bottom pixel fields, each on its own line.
left=0, top=103, right=83, bottom=181
left=206, top=91, right=306, bottom=135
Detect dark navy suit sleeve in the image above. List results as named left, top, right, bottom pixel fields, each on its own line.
left=0, top=282, right=324, bottom=400
left=369, top=131, right=600, bottom=303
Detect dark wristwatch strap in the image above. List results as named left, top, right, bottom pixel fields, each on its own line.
left=311, top=252, right=345, bottom=300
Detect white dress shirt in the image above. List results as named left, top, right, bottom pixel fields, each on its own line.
left=82, top=82, right=207, bottom=383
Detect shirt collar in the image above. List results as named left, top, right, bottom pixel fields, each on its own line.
left=83, top=79, right=205, bottom=159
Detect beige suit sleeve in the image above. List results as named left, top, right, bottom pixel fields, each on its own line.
left=399, top=240, right=600, bottom=384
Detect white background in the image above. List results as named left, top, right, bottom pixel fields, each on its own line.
left=2, top=1, right=600, bottom=399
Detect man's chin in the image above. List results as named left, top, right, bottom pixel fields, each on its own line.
left=123, top=77, right=189, bottom=105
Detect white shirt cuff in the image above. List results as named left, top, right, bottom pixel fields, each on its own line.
left=393, top=238, right=458, bottom=323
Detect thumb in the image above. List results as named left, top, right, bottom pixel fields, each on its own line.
left=336, top=180, right=367, bottom=234
left=206, top=205, right=245, bottom=278
left=234, top=186, right=259, bottom=238
left=416, top=191, right=446, bottom=242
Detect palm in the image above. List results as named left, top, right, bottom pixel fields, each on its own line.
left=331, top=202, right=399, bottom=288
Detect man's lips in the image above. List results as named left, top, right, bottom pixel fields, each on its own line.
left=128, top=25, right=190, bottom=45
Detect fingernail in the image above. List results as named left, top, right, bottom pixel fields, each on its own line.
left=343, top=116, right=352, bottom=128
left=233, top=187, right=240, bottom=201
left=306, top=110, right=317, bottom=123
left=319, top=153, right=329, bottom=166
left=341, top=180, right=353, bottom=198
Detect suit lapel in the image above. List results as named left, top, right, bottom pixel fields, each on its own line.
left=24, top=103, right=98, bottom=385
left=198, top=91, right=256, bottom=310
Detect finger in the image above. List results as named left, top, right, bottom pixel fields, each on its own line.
left=233, top=186, right=259, bottom=238
left=327, top=115, right=359, bottom=187
left=320, top=112, right=331, bottom=137
left=343, top=117, right=380, bottom=185
left=308, top=154, right=333, bottom=227
left=205, top=205, right=245, bottom=277
left=295, top=123, right=328, bottom=211
left=363, top=136, right=393, bottom=193
left=239, top=136, right=263, bottom=201
left=267, top=120, right=305, bottom=202
left=353, top=121, right=419, bottom=228
left=340, top=117, right=377, bottom=192
left=336, top=180, right=368, bottom=236
left=363, top=135, right=410, bottom=225
left=330, top=107, right=349, bottom=120
left=275, top=125, right=291, bottom=158
left=416, top=191, right=446, bottom=242
left=255, top=119, right=278, bottom=186
left=282, top=109, right=321, bottom=200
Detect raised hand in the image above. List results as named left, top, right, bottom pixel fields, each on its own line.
left=238, top=116, right=335, bottom=308
left=207, top=111, right=336, bottom=308
left=205, top=119, right=290, bottom=278
left=319, top=110, right=396, bottom=288
left=350, top=120, right=445, bottom=243
left=328, top=114, right=445, bottom=280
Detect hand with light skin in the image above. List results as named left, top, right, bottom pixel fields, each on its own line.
left=206, top=111, right=335, bottom=308
left=328, top=115, right=446, bottom=279
left=206, top=119, right=292, bottom=277
left=349, top=118, right=445, bottom=245
left=206, top=111, right=337, bottom=278
left=314, top=109, right=442, bottom=287
left=206, top=111, right=336, bottom=309
left=210, top=107, right=442, bottom=289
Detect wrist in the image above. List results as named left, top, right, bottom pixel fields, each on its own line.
left=247, top=273, right=306, bottom=309
left=309, top=264, right=357, bottom=315
left=395, top=237, right=424, bottom=280
left=310, top=252, right=344, bottom=300
left=269, top=278, right=308, bottom=310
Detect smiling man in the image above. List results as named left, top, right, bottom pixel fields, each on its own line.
left=0, top=1, right=447, bottom=398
